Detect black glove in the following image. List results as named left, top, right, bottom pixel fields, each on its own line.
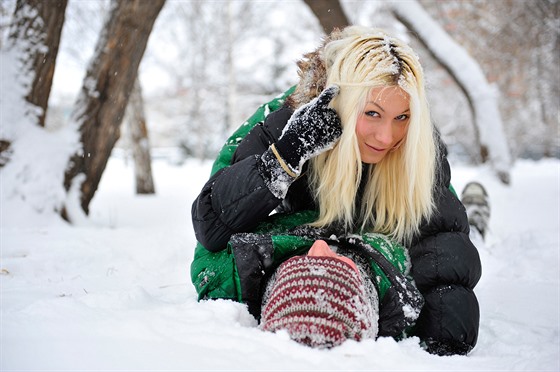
left=275, top=85, right=342, bottom=173
left=259, top=85, right=342, bottom=199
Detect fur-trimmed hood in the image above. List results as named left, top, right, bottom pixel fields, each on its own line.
left=285, top=29, right=345, bottom=110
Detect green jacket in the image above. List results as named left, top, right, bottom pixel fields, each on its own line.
left=190, top=88, right=424, bottom=338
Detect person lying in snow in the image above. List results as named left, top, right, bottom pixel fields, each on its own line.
left=260, top=239, right=377, bottom=348
left=190, top=25, right=483, bottom=356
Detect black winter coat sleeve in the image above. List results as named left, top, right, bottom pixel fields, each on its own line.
left=409, top=151, right=482, bottom=356
left=191, top=107, right=293, bottom=252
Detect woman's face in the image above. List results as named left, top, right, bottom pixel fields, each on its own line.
left=355, top=86, right=410, bottom=164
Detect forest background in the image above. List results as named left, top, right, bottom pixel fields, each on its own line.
left=1, top=0, right=558, bottom=180
left=1, top=1, right=559, bottom=370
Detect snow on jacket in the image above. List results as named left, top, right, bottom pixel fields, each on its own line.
left=190, top=89, right=425, bottom=339
left=192, top=39, right=481, bottom=353
left=191, top=96, right=481, bottom=355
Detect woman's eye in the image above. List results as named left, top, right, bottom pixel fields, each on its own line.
left=365, top=111, right=380, bottom=117
left=395, top=114, right=409, bottom=121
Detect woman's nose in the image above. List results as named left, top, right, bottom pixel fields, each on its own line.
left=373, top=120, right=393, bottom=146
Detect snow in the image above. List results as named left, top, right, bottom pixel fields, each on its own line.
left=0, top=43, right=80, bottom=216
left=2, top=153, right=559, bottom=370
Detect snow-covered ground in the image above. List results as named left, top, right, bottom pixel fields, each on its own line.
left=1, top=156, right=559, bottom=371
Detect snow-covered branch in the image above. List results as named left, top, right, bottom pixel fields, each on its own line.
left=389, top=0, right=512, bottom=184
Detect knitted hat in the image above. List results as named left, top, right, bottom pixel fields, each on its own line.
left=260, top=255, right=375, bottom=348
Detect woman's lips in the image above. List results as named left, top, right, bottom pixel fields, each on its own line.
left=366, top=143, right=387, bottom=152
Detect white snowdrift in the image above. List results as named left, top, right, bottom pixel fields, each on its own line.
left=1, top=156, right=559, bottom=371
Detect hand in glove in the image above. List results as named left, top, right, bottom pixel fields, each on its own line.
left=274, top=85, right=343, bottom=174
left=259, top=85, right=342, bottom=199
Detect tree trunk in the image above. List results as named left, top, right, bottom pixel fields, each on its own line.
left=0, top=140, right=11, bottom=167
left=127, top=78, right=155, bottom=195
left=63, top=0, right=165, bottom=220
left=9, top=0, right=67, bottom=128
left=303, top=0, right=349, bottom=34
left=390, top=0, right=512, bottom=184
left=1, top=0, right=67, bottom=166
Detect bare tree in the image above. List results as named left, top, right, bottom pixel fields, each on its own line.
left=1, top=0, right=67, bottom=167
left=302, top=0, right=349, bottom=34
left=423, top=0, right=559, bottom=160
left=63, top=0, right=165, bottom=220
left=390, top=0, right=512, bottom=184
left=126, top=78, right=155, bottom=195
left=166, top=0, right=236, bottom=159
left=8, top=0, right=67, bottom=127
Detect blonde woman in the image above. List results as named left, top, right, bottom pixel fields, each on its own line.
left=191, top=26, right=481, bottom=355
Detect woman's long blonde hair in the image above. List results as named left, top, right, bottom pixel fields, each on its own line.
left=308, top=26, right=437, bottom=244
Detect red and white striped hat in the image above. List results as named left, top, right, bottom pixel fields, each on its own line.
left=260, top=255, right=375, bottom=348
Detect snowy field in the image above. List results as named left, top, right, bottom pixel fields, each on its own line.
left=1, top=156, right=559, bottom=371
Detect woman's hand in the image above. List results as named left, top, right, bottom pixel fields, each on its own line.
left=259, top=85, right=342, bottom=199
left=274, top=85, right=343, bottom=173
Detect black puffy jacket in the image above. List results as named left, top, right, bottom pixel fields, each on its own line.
left=192, top=106, right=482, bottom=356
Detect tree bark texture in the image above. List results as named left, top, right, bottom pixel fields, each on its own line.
left=63, top=0, right=165, bottom=216
left=303, top=0, right=349, bottom=34
left=9, top=0, right=67, bottom=127
left=127, top=78, right=155, bottom=195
